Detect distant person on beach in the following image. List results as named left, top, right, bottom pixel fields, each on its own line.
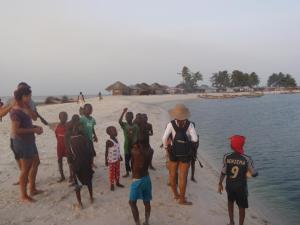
left=218, top=135, right=258, bottom=225
left=119, top=108, right=139, bottom=178
left=69, top=116, right=94, bottom=208
left=10, top=86, right=44, bottom=202
left=98, top=91, right=102, bottom=101
left=77, top=91, right=85, bottom=106
left=80, top=104, right=98, bottom=168
left=105, top=126, right=124, bottom=191
left=162, top=104, right=198, bottom=205
left=129, top=124, right=153, bottom=225
left=55, top=111, right=73, bottom=183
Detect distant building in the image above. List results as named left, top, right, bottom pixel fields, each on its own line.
left=105, top=81, right=131, bottom=95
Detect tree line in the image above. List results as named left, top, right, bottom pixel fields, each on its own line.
left=179, top=66, right=297, bottom=92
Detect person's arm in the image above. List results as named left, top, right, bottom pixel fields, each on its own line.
left=188, top=123, right=198, bottom=143
left=162, top=123, right=172, bottom=148
left=247, top=156, right=258, bottom=177
left=105, top=140, right=113, bottom=166
left=11, top=120, right=42, bottom=135
left=149, top=124, right=153, bottom=136
left=218, top=154, right=228, bottom=193
left=119, top=108, right=127, bottom=126
left=218, top=173, right=226, bottom=194
left=0, top=104, right=13, bottom=118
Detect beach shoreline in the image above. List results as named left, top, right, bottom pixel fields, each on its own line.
left=0, top=94, right=275, bottom=225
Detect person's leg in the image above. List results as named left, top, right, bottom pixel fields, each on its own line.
left=168, top=161, right=179, bottom=199
left=190, top=158, right=196, bottom=182
left=149, top=148, right=155, bottom=170
left=116, top=161, right=124, bottom=187
left=109, top=163, right=115, bottom=191
left=129, top=201, right=141, bottom=225
left=87, top=180, right=94, bottom=203
left=238, top=207, right=245, bottom=225
left=75, top=186, right=83, bottom=208
left=19, top=159, right=35, bottom=202
left=228, top=201, right=235, bottom=225
left=29, top=154, right=43, bottom=195
left=58, top=158, right=65, bottom=182
left=178, top=161, right=192, bottom=205
left=123, top=153, right=131, bottom=177
left=143, top=201, right=151, bottom=225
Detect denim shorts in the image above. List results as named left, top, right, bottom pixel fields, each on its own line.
left=13, top=138, right=38, bottom=159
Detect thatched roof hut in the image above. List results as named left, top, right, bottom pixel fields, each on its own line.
left=106, top=81, right=131, bottom=95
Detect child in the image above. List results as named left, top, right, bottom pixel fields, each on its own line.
left=119, top=108, right=139, bottom=178
left=105, top=126, right=124, bottom=191
left=129, top=124, right=153, bottom=225
left=55, top=111, right=72, bottom=182
left=69, top=116, right=94, bottom=208
left=218, top=135, right=258, bottom=225
left=80, top=104, right=98, bottom=167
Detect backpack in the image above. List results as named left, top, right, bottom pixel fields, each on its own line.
left=171, top=120, right=191, bottom=157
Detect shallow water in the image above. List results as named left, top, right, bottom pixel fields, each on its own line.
left=170, top=94, right=300, bottom=225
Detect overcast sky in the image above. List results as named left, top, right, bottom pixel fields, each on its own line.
left=0, top=0, right=299, bottom=96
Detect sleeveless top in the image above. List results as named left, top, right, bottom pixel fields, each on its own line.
left=108, top=139, right=121, bottom=163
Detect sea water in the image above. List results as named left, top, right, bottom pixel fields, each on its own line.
left=164, top=94, right=300, bottom=225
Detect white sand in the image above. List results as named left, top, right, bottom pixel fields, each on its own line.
left=0, top=94, right=273, bottom=225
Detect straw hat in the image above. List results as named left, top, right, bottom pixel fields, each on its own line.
left=168, top=104, right=191, bottom=120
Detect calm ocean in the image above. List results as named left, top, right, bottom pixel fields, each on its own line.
left=163, top=94, right=300, bottom=225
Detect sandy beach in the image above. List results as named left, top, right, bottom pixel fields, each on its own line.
left=0, top=94, right=272, bottom=225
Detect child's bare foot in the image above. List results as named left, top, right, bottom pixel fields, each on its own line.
left=90, top=197, right=94, bottom=204
left=122, top=173, right=130, bottom=178
left=179, top=199, right=193, bottom=205
left=13, top=181, right=20, bottom=185
left=116, top=183, right=124, bottom=188
left=57, top=177, right=66, bottom=183
left=110, top=184, right=115, bottom=191
left=74, top=203, right=83, bottom=209
left=30, top=189, right=44, bottom=196
left=21, top=195, right=36, bottom=203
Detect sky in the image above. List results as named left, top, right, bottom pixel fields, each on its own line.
left=0, top=0, right=299, bottom=96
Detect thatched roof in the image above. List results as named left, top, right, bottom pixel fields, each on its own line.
left=106, top=81, right=130, bottom=91
left=150, top=83, right=165, bottom=90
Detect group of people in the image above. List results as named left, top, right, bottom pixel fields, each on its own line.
left=0, top=83, right=258, bottom=225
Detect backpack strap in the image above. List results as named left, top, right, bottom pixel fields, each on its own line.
left=183, top=120, right=190, bottom=132
left=171, top=120, right=179, bottom=132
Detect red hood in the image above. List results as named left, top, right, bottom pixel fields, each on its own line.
left=230, top=135, right=246, bottom=154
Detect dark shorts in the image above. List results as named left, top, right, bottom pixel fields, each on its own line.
left=12, top=138, right=38, bottom=159
left=226, top=185, right=249, bottom=208
left=10, top=138, right=21, bottom=160
left=169, top=153, right=191, bottom=163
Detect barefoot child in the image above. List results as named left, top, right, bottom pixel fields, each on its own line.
left=105, top=126, right=124, bottom=191
left=129, top=125, right=153, bottom=225
left=70, top=116, right=94, bottom=208
left=55, top=111, right=72, bottom=182
left=218, top=135, right=258, bottom=225
left=80, top=104, right=98, bottom=167
left=119, top=108, right=139, bottom=178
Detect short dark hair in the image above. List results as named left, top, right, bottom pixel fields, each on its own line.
left=14, top=86, right=32, bottom=101
left=17, top=82, right=31, bottom=89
